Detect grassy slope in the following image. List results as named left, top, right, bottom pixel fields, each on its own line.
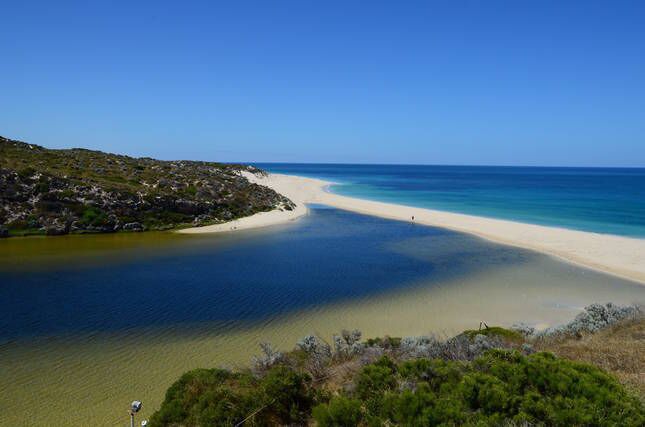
left=536, top=317, right=645, bottom=400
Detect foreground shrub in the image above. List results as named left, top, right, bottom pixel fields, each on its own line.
left=260, top=366, right=313, bottom=423
left=148, top=368, right=257, bottom=425
left=313, top=350, right=644, bottom=426
left=149, top=366, right=313, bottom=426
left=150, top=314, right=643, bottom=426
left=461, top=326, right=524, bottom=343
left=312, top=396, right=363, bottom=426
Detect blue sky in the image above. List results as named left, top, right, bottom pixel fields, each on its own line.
left=1, top=1, right=644, bottom=166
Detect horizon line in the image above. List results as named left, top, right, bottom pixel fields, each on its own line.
left=247, top=161, right=645, bottom=170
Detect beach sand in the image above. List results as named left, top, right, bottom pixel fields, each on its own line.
left=179, top=172, right=645, bottom=285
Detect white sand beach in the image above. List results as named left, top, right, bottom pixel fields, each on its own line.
left=179, top=172, right=645, bottom=285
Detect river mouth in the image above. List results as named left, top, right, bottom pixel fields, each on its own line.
left=1, top=205, right=643, bottom=425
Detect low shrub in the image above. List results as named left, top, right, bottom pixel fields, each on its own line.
left=149, top=366, right=314, bottom=426
left=461, top=326, right=524, bottom=343
left=312, top=396, right=363, bottom=426
left=80, top=206, right=108, bottom=227
left=150, top=316, right=644, bottom=426
left=365, top=336, right=401, bottom=349
left=314, top=350, right=644, bottom=426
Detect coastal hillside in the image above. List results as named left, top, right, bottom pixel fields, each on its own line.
left=0, top=136, right=294, bottom=236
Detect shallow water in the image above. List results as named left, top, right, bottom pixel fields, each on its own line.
left=1, top=206, right=643, bottom=425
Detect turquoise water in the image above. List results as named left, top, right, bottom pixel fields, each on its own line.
left=257, top=164, right=645, bottom=237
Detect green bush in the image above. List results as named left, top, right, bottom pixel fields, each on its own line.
left=365, top=336, right=402, bottom=349
left=259, top=366, right=313, bottom=423
left=182, top=185, right=198, bottom=197
left=149, top=366, right=314, bottom=426
left=150, top=348, right=643, bottom=426
left=17, top=166, right=36, bottom=179
left=355, top=356, right=397, bottom=401
left=461, top=326, right=524, bottom=343
left=149, top=368, right=258, bottom=426
left=315, top=350, right=644, bottom=426
left=80, top=206, right=108, bottom=226
left=313, top=396, right=363, bottom=426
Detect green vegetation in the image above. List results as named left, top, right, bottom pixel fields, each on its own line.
left=148, top=319, right=644, bottom=426
left=0, top=135, right=294, bottom=236
left=314, top=352, right=642, bottom=426
left=461, top=326, right=524, bottom=343
left=79, top=207, right=109, bottom=227
left=365, top=336, right=402, bottom=349
left=149, top=367, right=315, bottom=426
left=535, top=315, right=645, bottom=399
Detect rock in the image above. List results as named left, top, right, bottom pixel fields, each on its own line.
left=123, top=222, right=144, bottom=232
left=45, top=225, right=68, bottom=236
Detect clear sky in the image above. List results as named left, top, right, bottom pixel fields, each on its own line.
left=1, top=1, right=644, bottom=166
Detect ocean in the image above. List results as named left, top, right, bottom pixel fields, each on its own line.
left=257, top=164, right=645, bottom=237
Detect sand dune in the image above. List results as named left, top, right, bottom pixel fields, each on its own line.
left=179, top=172, right=645, bottom=285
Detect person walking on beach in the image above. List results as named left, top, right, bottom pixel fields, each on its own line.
left=411, top=215, right=415, bottom=222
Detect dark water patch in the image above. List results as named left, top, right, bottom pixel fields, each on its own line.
left=0, top=206, right=536, bottom=340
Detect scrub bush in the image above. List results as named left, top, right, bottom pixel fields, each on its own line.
left=538, top=303, right=642, bottom=337
left=461, top=326, right=524, bottom=343
left=150, top=315, right=644, bottom=426
left=313, top=350, right=644, bottom=426
left=312, top=396, right=363, bottom=426
left=149, top=366, right=314, bottom=426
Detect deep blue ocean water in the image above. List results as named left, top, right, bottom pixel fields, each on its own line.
left=257, top=164, right=645, bottom=237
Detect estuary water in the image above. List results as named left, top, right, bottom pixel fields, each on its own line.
left=258, top=164, right=645, bottom=237
left=1, top=206, right=644, bottom=425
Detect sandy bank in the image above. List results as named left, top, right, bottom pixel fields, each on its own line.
left=180, top=172, right=645, bottom=284
left=177, top=204, right=307, bottom=234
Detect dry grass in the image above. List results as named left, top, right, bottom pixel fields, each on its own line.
left=318, top=359, right=363, bottom=394
left=534, top=316, right=645, bottom=400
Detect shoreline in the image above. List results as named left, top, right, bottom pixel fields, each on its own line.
left=179, top=172, right=645, bottom=285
